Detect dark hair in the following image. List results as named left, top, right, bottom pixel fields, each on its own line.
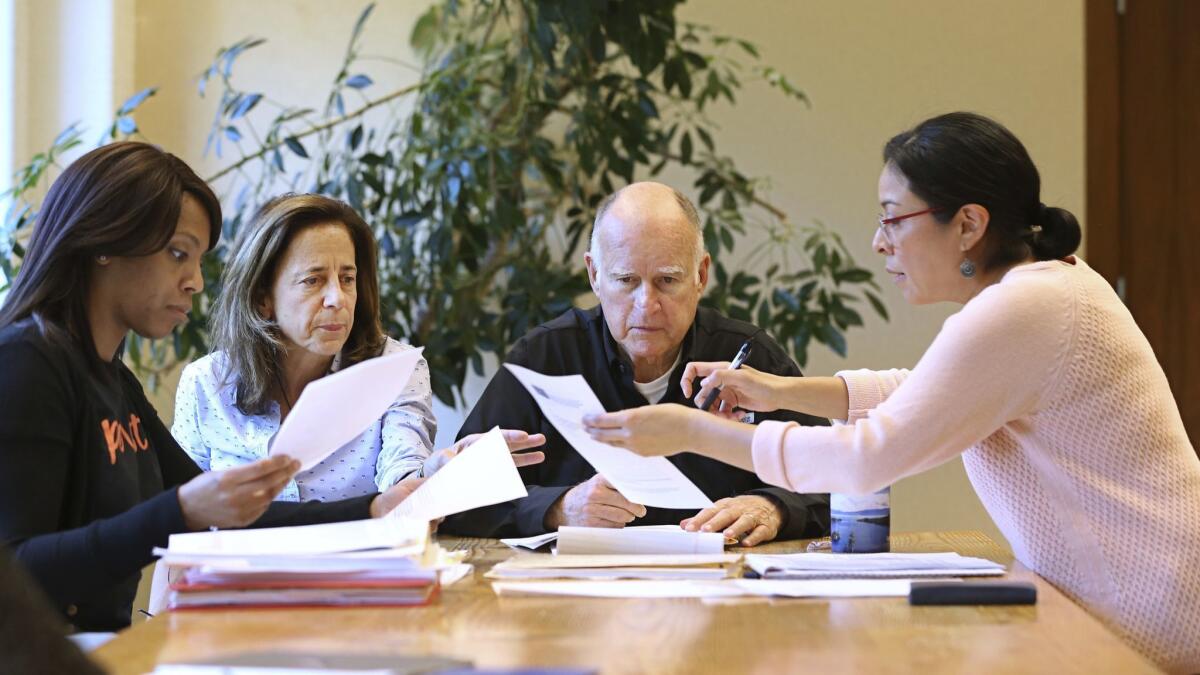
left=883, top=112, right=1080, bottom=270
left=0, top=142, right=221, bottom=362
left=211, top=193, right=385, bottom=415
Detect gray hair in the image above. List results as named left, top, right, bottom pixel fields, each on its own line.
left=589, top=184, right=705, bottom=271
left=210, top=193, right=385, bottom=415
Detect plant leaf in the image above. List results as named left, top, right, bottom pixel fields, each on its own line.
left=284, top=136, right=309, bottom=158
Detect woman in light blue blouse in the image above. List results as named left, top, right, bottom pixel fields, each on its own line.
left=173, top=194, right=542, bottom=501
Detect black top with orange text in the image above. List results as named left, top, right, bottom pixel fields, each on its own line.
left=0, top=317, right=374, bottom=631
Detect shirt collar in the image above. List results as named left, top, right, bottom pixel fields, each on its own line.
left=596, top=304, right=700, bottom=375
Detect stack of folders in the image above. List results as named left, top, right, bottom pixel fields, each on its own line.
left=155, top=516, right=442, bottom=610
left=743, top=552, right=1006, bottom=579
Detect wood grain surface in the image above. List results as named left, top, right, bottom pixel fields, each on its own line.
left=92, top=531, right=1158, bottom=674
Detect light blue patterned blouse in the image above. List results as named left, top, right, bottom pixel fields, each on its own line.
left=172, top=338, right=437, bottom=502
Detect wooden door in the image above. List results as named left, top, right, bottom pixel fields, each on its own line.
left=1087, top=0, right=1200, bottom=452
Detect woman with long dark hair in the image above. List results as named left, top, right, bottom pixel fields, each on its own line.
left=173, top=193, right=545, bottom=500
left=584, top=113, right=1200, bottom=672
left=0, top=142, right=426, bottom=633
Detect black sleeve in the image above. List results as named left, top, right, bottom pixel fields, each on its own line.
left=440, top=339, right=572, bottom=538
left=0, top=546, right=106, bottom=675
left=0, top=343, right=191, bottom=608
left=254, top=494, right=376, bottom=527
left=737, top=342, right=831, bottom=539
left=126, top=366, right=203, bottom=489
left=124, top=367, right=377, bottom=528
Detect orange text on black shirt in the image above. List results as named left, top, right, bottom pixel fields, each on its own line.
left=101, top=414, right=149, bottom=464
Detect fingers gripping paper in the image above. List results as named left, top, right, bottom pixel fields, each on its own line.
left=388, top=427, right=529, bottom=521
left=270, top=347, right=424, bottom=471
left=504, top=364, right=713, bottom=509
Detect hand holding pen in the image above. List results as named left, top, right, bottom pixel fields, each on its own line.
left=681, top=340, right=791, bottom=418
left=698, top=339, right=754, bottom=412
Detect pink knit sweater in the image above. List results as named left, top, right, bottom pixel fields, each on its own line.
left=752, top=258, right=1200, bottom=673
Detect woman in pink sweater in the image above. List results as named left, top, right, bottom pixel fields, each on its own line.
left=583, top=112, right=1200, bottom=673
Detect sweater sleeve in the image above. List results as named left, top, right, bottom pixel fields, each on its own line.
left=835, top=368, right=910, bottom=423
left=0, top=344, right=189, bottom=607
left=752, top=277, right=1074, bottom=495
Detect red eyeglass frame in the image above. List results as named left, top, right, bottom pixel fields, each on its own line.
left=878, top=206, right=944, bottom=226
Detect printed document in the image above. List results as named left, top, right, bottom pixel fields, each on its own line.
left=388, top=426, right=528, bottom=522
left=504, top=364, right=713, bottom=509
left=271, top=347, right=425, bottom=471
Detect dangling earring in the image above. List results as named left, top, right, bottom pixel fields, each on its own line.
left=960, top=258, right=977, bottom=278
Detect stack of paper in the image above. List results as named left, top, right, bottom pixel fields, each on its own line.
left=156, top=517, right=440, bottom=609
left=487, top=553, right=740, bottom=581
left=502, top=525, right=727, bottom=554
left=155, top=427, right=530, bottom=610
left=744, top=552, right=1006, bottom=579
left=490, top=578, right=915, bottom=600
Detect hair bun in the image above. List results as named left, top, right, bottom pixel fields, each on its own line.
left=1028, top=203, right=1082, bottom=260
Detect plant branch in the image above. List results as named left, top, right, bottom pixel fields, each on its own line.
left=662, top=152, right=789, bottom=221
left=206, top=82, right=422, bottom=183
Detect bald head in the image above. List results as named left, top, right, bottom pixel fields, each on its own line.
left=584, top=182, right=711, bottom=382
left=589, top=182, right=704, bottom=272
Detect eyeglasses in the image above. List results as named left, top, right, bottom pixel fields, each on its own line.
left=877, top=207, right=943, bottom=245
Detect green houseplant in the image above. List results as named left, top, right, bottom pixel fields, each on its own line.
left=1, top=0, right=887, bottom=403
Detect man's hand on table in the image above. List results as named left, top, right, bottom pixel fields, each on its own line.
left=681, top=495, right=783, bottom=547
left=544, top=474, right=647, bottom=529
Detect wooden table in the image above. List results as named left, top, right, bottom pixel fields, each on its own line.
left=94, top=531, right=1158, bottom=674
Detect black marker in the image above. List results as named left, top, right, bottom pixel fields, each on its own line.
left=699, top=338, right=753, bottom=412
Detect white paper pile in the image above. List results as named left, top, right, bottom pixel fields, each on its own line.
left=744, top=552, right=1006, bottom=579
left=502, top=524, right=732, bottom=554
left=154, top=427, right=532, bottom=610
left=156, top=517, right=439, bottom=609
left=487, top=553, right=739, bottom=581
left=490, top=578, right=914, bottom=599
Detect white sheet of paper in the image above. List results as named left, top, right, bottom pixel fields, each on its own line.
left=270, top=347, right=424, bottom=471
left=734, top=578, right=914, bottom=598
left=500, top=531, right=560, bottom=550
left=156, top=662, right=388, bottom=667
left=745, top=552, right=1005, bottom=579
left=387, top=427, right=528, bottom=522
left=492, top=553, right=739, bottom=569
left=151, top=547, right=428, bottom=574
left=556, top=525, right=724, bottom=555
left=162, top=517, right=428, bottom=557
left=504, top=364, right=713, bottom=509
left=487, top=566, right=730, bottom=581
left=500, top=525, right=727, bottom=552
left=491, top=579, right=745, bottom=599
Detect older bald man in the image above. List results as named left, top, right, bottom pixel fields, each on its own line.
left=442, top=182, right=829, bottom=546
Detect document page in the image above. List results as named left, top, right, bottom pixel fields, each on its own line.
left=163, top=517, right=428, bottom=557
left=505, top=364, right=713, bottom=509
left=556, top=525, right=725, bottom=555
left=388, top=426, right=528, bottom=522
left=744, top=552, right=1005, bottom=579
left=271, top=347, right=425, bottom=471
left=491, top=580, right=744, bottom=599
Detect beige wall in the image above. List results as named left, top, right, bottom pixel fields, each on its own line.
left=128, top=0, right=1085, bottom=551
